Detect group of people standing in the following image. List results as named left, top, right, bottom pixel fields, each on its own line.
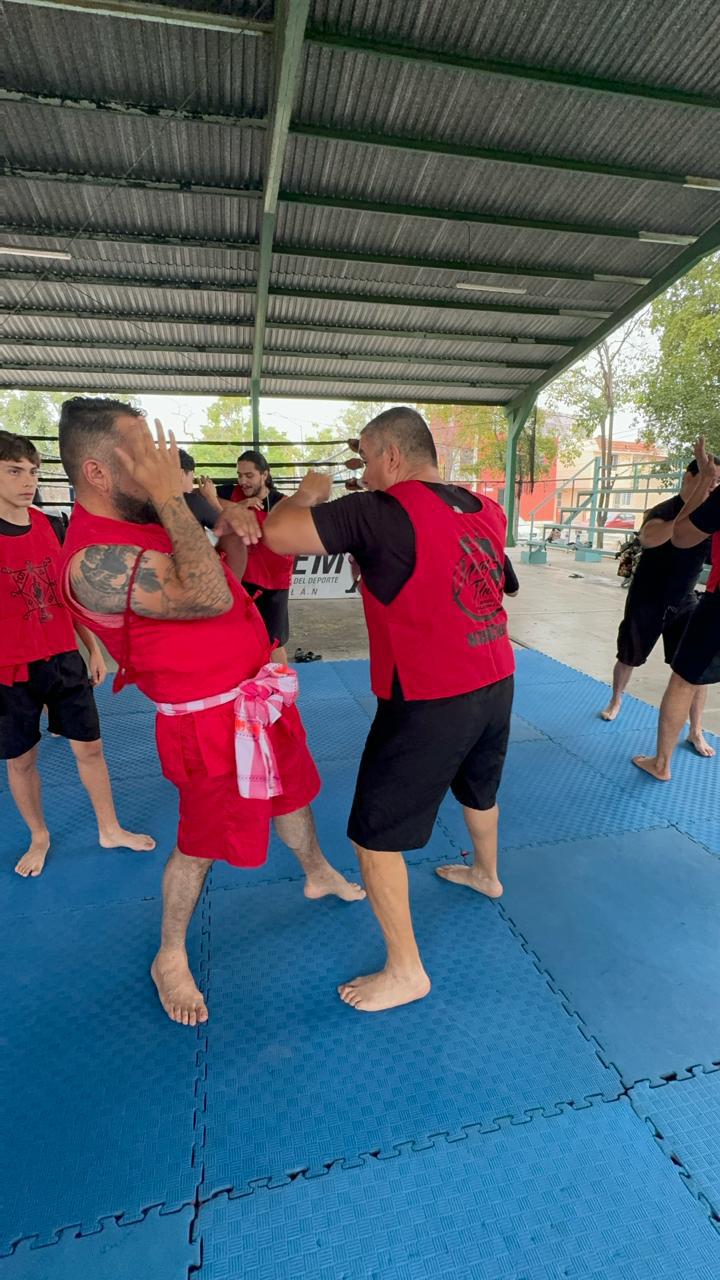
left=1, top=400, right=718, bottom=1026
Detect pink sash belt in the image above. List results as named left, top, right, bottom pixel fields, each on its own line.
left=155, top=662, right=298, bottom=800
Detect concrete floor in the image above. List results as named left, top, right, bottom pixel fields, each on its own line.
left=289, top=548, right=720, bottom=734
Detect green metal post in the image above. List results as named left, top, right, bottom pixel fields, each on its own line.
left=250, top=378, right=261, bottom=449
left=249, top=0, right=310, bottom=410
left=587, top=456, right=601, bottom=548
left=502, top=397, right=536, bottom=546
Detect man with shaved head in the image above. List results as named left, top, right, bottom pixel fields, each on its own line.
left=264, top=406, right=516, bottom=1013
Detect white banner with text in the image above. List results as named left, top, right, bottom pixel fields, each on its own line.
left=290, top=553, right=361, bottom=599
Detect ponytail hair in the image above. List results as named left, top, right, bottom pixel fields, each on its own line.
left=238, top=449, right=275, bottom=490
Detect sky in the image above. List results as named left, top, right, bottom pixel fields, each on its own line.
left=134, top=393, right=642, bottom=444
left=136, top=395, right=368, bottom=443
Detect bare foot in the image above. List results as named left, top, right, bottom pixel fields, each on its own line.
left=304, top=867, right=366, bottom=902
left=435, top=864, right=503, bottom=898
left=687, top=731, right=716, bottom=758
left=600, top=699, right=622, bottom=721
left=337, top=967, right=431, bottom=1012
left=632, top=754, right=671, bottom=782
left=151, top=950, right=208, bottom=1026
left=15, top=833, right=51, bottom=878
left=99, top=827, right=156, bottom=852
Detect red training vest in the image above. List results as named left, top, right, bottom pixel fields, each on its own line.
left=230, top=485, right=294, bottom=590
left=361, top=481, right=515, bottom=700
left=0, top=508, right=77, bottom=682
left=58, top=503, right=273, bottom=786
left=707, top=531, right=720, bottom=593
left=59, top=503, right=271, bottom=704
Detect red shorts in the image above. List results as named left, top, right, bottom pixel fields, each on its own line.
left=156, top=701, right=321, bottom=866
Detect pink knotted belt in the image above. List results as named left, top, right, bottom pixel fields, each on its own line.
left=155, top=662, right=299, bottom=800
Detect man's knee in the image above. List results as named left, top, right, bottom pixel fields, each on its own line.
left=70, top=737, right=104, bottom=761
left=7, top=746, right=39, bottom=776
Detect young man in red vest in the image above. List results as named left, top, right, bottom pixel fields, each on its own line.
left=0, top=430, right=155, bottom=878
left=204, top=450, right=295, bottom=663
left=264, top=406, right=515, bottom=1013
left=633, top=438, right=720, bottom=781
left=57, top=398, right=363, bottom=1028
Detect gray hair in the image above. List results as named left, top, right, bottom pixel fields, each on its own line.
left=361, top=406, right=438, bottom=465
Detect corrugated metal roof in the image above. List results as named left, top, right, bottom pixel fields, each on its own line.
left=308, top=0, right=719, bottom=95
left=282, top=136, right=718, bottom=238
left=1, top=0, right=719, bottom=409
left=3, top=5, right=272, bottom=114
left=274, top=204, right=677, bottom=277
left=297, top=43, right=720, bottom=175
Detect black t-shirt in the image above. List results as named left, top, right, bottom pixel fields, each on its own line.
left=184, top=489, right=219, bottom=529
left=0, top=513, right=65, bottom=543
left=311, top=484, right=517, bottom=605
left=690, top=486, right=720, bottom=536
left=630, top=495, right=710, bottom=607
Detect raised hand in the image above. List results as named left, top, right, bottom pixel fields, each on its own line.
left=114, top=418, right=183, bottom=506
left=197, top=475, right=222, bottom=511
left=693, top=436, right=717, bottom=489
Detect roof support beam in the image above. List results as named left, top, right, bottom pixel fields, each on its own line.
left=0, top=223, right=653, bottom=286
left=0, top=358, right=520, bottom=392
left=6, top=88, right=717, bottom=189
left=0, top=379, right=508, bottom=407
left=0, top=335, right=550, bottom=372
left=0, top=267, right=256, bottom=297
left=0, top=269, right=611, bottom=321
left=4, top=0, right=273, bottom=36
left=505, top=220, right=720, bottom=410
left=289, top=123, right=718, bottom=190
left=251, top=0, right=311, bottom=416
left=2, top=163, right=263, bottom=202
left=3, top=165, right=694, bottom=244
left=0, top=87, right=269, bottom=131
left=268, top=285, right=611, bottom=321
left=278, top=191, right=697, bottom=245
left=303, top=28, right=720, bottom=110
left=0, top=306, right=578, bottom=348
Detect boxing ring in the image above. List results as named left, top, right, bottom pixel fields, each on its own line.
left=2, top=649, right=718, bottom=1278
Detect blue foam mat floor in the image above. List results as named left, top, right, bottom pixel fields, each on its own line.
left=2, top=649, right=718, bottom=1277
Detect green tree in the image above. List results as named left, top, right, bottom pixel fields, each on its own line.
left=635, top=254, right=720, bottom=465
left=0, top=390, right=66, bottom=442
left=545, top=316, right=648, bottom=546
left=191, top=397, right=300, bottom=481
left=418, top=402, right=558, bottom=495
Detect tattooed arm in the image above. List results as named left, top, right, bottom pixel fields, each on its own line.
left=69, top=417, right=240, bottom=619
left=70, top=501, right=236, bottom=620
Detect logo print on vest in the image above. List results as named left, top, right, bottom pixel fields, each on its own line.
left=1, top=557, right=61, bottom=622
left=452, top=535, right=505, bottom=645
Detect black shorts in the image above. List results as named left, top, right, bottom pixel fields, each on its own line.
left=616, top=596, right=695, bottom=667
left=0, top=650, right=100, bottom=760
left=243, top=582, right=290, bottom=648
left=671, top=591, right=720, bottom=685
left=348, top=676, right=514, bottom=852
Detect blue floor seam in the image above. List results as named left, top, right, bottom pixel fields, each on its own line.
left=538, top=727, right=717, bottom=856
left=194, top=1092, right=628, bottom=1210
left=497, top=895, right=720, bottom=1089
left=627, top=1068, right=720, bottom=1233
